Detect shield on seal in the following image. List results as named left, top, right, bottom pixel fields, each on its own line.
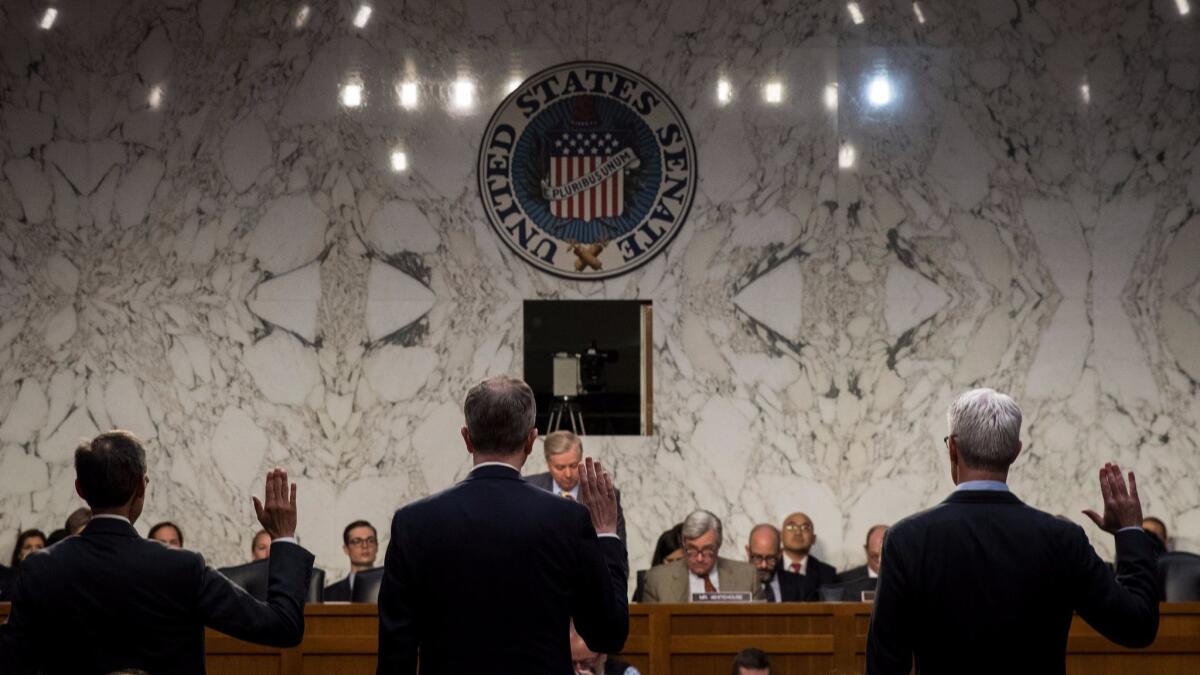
left=547, top=96, right=625, bottom=221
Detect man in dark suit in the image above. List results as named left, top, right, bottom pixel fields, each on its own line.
left=377, top=376, right=628, bottom=675
left=746, top=524, right=806, bottom=602
left=325, top=520, right=379, bottom=602
left=525, top=429, right=627, bottom=542
left=0, top=430, right=314, bottom=675
left=779, top=512, right=837, bottom=599
left=866, top=388, right=1161, bottom=675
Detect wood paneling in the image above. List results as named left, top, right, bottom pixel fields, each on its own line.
left=3, top=602, right=1199, bottom=674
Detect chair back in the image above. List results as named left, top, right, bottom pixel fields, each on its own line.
left=1159, top=551, right=1200, bottom=601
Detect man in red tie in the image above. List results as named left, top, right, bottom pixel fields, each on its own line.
left=780, top=512, right=837, bottom=599
left=640, top=510, right=761, bottom=602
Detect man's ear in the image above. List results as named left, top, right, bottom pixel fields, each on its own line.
left=75, top=478, right=86, bottom=502
left=523, top=427, right=538, bottom=456
left=461, top=426, right=475, bottom=455
left=137, top=474, right=148, bottom=499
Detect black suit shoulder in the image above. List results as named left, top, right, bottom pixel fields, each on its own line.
left=325, top=576, right=352, bottom=602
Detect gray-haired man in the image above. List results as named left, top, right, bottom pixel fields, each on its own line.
left=526, top=430, right=627, bottom=542
left=866, top=388, right=1161, bottom=675
left=641, top=509, right=762, bottom=603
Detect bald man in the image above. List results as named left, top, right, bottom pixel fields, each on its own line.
left=745, top=524, right=805, bottom=602
left=780, top=512, right=837, bottom=600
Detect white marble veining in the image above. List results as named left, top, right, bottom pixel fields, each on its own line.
left=0, top=0, right=1198, bottom=585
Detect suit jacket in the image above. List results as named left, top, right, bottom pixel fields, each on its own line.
left=325, top=575, right=352, bottom=602
left=641, top=557, right=764, bottom=603
left=525, top=471, right=627, bottom=543
left=773, top=568, right=809, bottom=602
left=839, top=564, right=870, bottom=582
left=781, top=554, right=838, bottom=601
left=0, top=562, right=12, bottom=601
left=377, top=464, right=628, bottom=675
left=866, top=489, right=1161, bottom=675
left=0, top=517, right=313, bottom=675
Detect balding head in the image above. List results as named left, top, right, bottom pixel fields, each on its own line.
left=462, top=375, right=537, bottom=458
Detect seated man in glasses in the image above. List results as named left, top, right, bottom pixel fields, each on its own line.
left=641, top=509, right=762, bottom=602
left=324, top=520, right=379, bottom=601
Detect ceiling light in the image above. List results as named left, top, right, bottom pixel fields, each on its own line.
left=838, top=143, right=856, bottom=169
left=39, top=7, right=58, bottom=30
left=506, top=77, right=524, bottom=95
left=913, top=2, right=926, bottom=24
left=764, top=81, right=783, bottom=104
left=341, top=82, right=364, bottom=107
left=867, top=75, right=893, bottom=107
left=847, top=2, right=865, bottom=25
left=148, top=85, right=165, bottom=110
left=717, top=79, right=732, bottom=105
left=1175, top=0, right=1190, bottom=16
left=397, top=81, right=418, bottom=109
left=353, top=5, right=372, bottom=28
left=390, top=150, right=408, bottom=173
left=824, top=83, right=838, bottom=111
left=295, top=5, right=311, bottom=28
left=451, top=79, right=475, bottom=110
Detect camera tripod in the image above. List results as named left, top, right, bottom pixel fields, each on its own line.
left=547, top=396, right=586, bottom=434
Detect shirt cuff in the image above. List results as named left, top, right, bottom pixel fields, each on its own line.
left=272, top=536, right=299, bottom=545
left=1116, top=526, right=1144, bottom=534
left=598, top=533, right=621, bottom=540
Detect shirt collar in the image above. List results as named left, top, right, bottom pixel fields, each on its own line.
left=956, top=480, right=1010, bottom=492
left=471, top=461, right=521, bottom=474
left=90, top=513, right=132, bottom=525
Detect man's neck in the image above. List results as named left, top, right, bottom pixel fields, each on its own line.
left=782, top=550, right=809, bottom=564
left=955, top=465, right=1008, bottom=484
left=351, top=562, right=373, bottom=573
left=91, top=506, right=135, bottom=522
left=472, top=452, right=525, bottom=471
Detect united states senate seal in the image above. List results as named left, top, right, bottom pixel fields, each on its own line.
left=478, top=61, right=696, bottom=280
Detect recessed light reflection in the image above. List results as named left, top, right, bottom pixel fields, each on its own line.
left=341, top=82, right=364, bottom=107
left=838, top=143, right=856, bottom=169
left=451, top=79, right=475, bottom=110
left=505, top=77, right=524, bottom=95
left=1080, top=82, right=1091, bottom=104
left=39, top=7, right=58, bottom=30
left=764, top=81, right=783, bottom=104
left=148, top=85, right=165, bottom=110
left=390, top=149, right=408, bottom=173
left=847, top=2, right=865, bottom=25
left=397, top=81, right=418, bottom=109
left=824, top=83, right=838, bottom=111
left=295, top=5, right=311, bottom=29
left=1176, top=0, right=1191, bottom=16
left=913, top=2, right=927, bottom=24
left=717, top=79, right=732, bottom=105
left=867, top=75, right=893, bottom=107
left=353, top=4, right=372, bottom=28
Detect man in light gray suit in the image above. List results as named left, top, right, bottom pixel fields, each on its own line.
left=641, top=510, right=762, bottom=603
left=526, top=430, right=627, bottom=542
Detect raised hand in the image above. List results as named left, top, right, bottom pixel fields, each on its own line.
left=577, top=457, right=619, bottom=537
left=1082, top=463, right=1143, bottom=534
left=252, top=468, right=298, bottom=540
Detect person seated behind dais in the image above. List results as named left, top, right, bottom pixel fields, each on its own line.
left=526, top=430, right=627, bottom=542
left=148, top=521, right=184, bottom=549
left=571, top=621, right=640, bottom=675
left=745, top=524, right=806, bottom=602
left=632, top=523, right=683, bottom=602
left=641, top=509, right=762, bottom=602
left=251, top=528, right=272, bottom=560
left=325, top=520, right=379, bottom=601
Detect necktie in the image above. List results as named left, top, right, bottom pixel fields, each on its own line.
left=764, top=582, right=776, bottom=602
left=562, top=492, right=575, bottom=501
left=701, top=574, right=716, bottom=593
left=790, top=562, right=802, bottom=574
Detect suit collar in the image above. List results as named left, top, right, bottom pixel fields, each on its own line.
left=466, top=463, right=524, bottom=481
left=81, top=517, right=141, bottom=537
left=943, top=489, right=1024, bottom=505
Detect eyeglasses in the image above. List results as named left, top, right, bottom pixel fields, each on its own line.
left=783, top=522, right=813, bottom=533
left=683, top=545, right=719, bottom=559
left=348, top=536, right=378, bottom=547
left=748, top=554, right=778, bottom=565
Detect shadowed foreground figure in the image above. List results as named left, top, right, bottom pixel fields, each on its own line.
left=866, top=388, right=1161, bottom=675
left=377, top=375, right=628, bottom=675
left=0, top=431, right=313, bottom=675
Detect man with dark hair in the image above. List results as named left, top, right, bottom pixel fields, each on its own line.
left=0, top=430, right=314, bottom=674
left=65, top=507, right=91, bottom=535
left=526, top=430, right=627, bottom=541
left=866, top=389, right=1161, bottom=675
left=377, top=375, right=629, bottom=674
left=325, top=520, right=379, bottom=601
left=148, top=521, right=184, bottom=549
left=779, top=512, right=837, bottom=598
left=731, top=647, right=770, bottom=675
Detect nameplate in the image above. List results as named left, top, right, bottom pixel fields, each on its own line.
left=861, top=591, right=876, bottom=602
left=691, top=592, right=753, bottom=603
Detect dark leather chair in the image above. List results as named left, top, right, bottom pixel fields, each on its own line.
left=1158, top=551, right=1200, bottom=601
left=218, top=559, right=325, bottom=603
left=818, top=577, right=877, bottom=602
left=350, top=567, right=385, bottom=604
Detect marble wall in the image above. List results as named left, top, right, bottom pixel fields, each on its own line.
left=1, top=0, right=1198, bottom=582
